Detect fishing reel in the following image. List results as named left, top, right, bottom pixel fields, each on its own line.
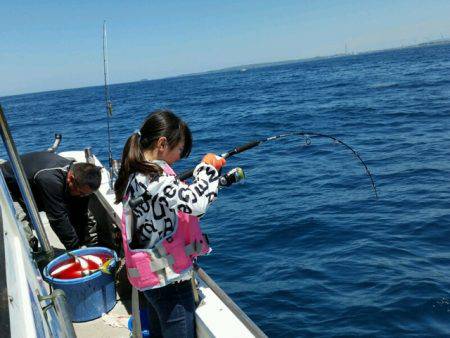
left=218, top=167, right=245, bottom=187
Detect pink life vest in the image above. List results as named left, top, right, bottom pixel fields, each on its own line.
left=121, top=164, right=211, bottom=290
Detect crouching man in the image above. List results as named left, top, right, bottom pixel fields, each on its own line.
left=0, top=151, right=102, bottom=250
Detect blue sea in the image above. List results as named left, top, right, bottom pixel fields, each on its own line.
left=2, top=43, right=450, bottom=337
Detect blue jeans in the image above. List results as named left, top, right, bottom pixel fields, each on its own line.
left=143, top=280, right=196, bottom=338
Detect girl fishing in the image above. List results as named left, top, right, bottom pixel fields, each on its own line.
left=114, top=109, right=226, bottom=337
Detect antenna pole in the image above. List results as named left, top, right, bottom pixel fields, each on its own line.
left=103, top=21, right=114, bottom=189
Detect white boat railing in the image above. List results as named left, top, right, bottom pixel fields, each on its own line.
left=194, top=264, right=267, bottom=338
left=0, top=104, right=75, bottom=338
left=0, top=168, right=76, bottom=338
left=0, top=105, right=54, bottom=261
left=0, top=192, right=11, bottom=337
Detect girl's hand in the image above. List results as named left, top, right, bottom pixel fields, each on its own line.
left=202, top=153, right=226, bottom=170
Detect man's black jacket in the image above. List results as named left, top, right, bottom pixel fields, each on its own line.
left=1, top=151, right=90, bottom=249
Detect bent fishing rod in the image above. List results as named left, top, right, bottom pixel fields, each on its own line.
left=178, top=131, right=378, bottom=199
left=129, top=131, right=378, bottom=209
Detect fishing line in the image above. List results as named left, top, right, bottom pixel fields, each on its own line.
left=179, top=131, right=378, bottom=199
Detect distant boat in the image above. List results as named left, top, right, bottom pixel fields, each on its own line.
left=240, top=68, right=247, bottom=72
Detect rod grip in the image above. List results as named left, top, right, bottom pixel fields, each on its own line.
left=178, top=141, right=259, bottom=180
left=178, top=168, right=195, bottom=181
left=236, top=141, right=260, bottom=153
left=230, top=140, right=260, bottom=155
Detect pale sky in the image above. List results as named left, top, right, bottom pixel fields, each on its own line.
left=2, top=0, right=450, bottom=97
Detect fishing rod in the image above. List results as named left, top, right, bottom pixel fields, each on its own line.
left=129, top=131, right=378, bottom=209
left=178, top=131, right=378, bottom=199
left=103, top=20, right=114, bottom=189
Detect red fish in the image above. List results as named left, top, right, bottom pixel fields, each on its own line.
left=50, top=254, right=110, bottom=279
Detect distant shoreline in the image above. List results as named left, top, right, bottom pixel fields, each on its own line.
left=2, top=39, right=450, bottom=99
left=173, top=39, right=450, bottom=78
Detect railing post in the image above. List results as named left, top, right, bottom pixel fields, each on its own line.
left=0, top=105, right=54, bottom=262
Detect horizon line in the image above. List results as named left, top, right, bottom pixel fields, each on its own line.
left=2, top=38, right=449, bottom=100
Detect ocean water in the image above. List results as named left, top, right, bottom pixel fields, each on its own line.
left=2, top=43, right=450, bottom=337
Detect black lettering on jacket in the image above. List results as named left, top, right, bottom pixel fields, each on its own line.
left=138, top=181, right=149, bottom=191
left=163, top=184, right=176, bottom=198
left=162, top=218, right=174, bottom=237
left=205, top=166, right=219, bottom=183
left=151, top=194, right=165, bottom=220
left=132, top=200, right=150, bottom=218
left=142, top=220, right=158, bottom=234
left=159, top=196, right=169, bottom=208
left=194, top=179, right=209, bottom=197
left=127, top=183, right=136, bottom=198
left=190, top=191, right=198, bottom=204
left=178, top=187, right=190, bottom=203
left=205, top=191, right=217, bottom=203
left=132, top=208, right=143, bottom=218
left=138, top=219, right=157, bottom=241
left=178, top=204, right=192, bottom=214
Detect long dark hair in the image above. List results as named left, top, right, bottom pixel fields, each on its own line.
left=114, top=109, right=192, bottom=203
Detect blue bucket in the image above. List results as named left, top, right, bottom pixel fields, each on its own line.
left=43, top=247, right=118, bottom=322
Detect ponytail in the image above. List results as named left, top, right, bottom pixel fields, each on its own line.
left=114, top=109, right=193, bottom=204
left=114, top=132, right=162, bottom=203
